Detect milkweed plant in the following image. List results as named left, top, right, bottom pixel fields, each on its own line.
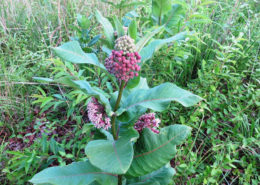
left=30, top=10, right=202, bottom=185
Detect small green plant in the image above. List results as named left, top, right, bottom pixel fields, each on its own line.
left=29, top=10, right=202, bottom=185
left=71, top=14, right=101, bottom=53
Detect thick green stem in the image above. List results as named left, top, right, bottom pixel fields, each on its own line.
left=111, top=81, right=125, bottom=185
left=111, top=81, right=125, bottom=140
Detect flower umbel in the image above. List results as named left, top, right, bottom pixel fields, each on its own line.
left=105, top=50, right=141, bottom=82
left=87, top=97, right=111, bottom=130
left=115, top=35, right=135, bottom=54
left=134, top=113, right=160, bottom=134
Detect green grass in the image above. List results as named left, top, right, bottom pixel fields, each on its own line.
left=0, top=0, right=259, bottom=184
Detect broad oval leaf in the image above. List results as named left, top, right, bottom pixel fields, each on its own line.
left=29, top=160, right=117, bottom=185
left=85, top=137, right=134, bottom=174
left=126, top=125, right=191, bottom=177
left=140, top=32, right=188, bottom=65
left=116, top=82, right=202, bottom=116
left=127, top=164, right=175, bottom=185
left=53, top=41, right=106, bottom=70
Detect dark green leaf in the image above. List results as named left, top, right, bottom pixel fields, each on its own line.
left=127, top=164, right=175, bottom=185
left=126, top=125, right=191, bottom=177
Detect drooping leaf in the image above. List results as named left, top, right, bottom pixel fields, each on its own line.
left=29, top=160, right=117, bottom=185
left=140, top=31, right=188, bottom=65
left=53, top=41, right=106, bottom=70
left=126, top=125, right=191, bottom=177
left=116, top=82, right=202, bottom=116
left=135, top=26, right=164, bottom=52
left=71, top=80, right=113, bottom=116
left=127, top=164, right=175, bottom=185
left=129, top=19, right=137, bottom=40
left=95, top=9, right=114, bottom=47
left=85, top=137, right=134, bottom=174
left=152, top=0, right=172, bottom=18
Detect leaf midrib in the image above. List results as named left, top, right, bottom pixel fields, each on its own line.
left=112, top=141, right=124, bottom=172
left=134, top=129, right=187, bottom=158
left=32, top=171, right=117, bottom=181
left=55, top=47, right=95, bottom=64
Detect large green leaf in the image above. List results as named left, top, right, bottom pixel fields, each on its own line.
left=152, top=0, right=172, bottom=17
left=71, top=80, right=113, bottom=116
left=53, top=41, right=105, bottom=70
left=140, top=32, right=188, bottom=65
left=116, top=82, right=202, bottom=116
left=85, top=137, right=134, bottom=174
left=126, top=125, right=191, bottom=177
left=135, top=26, right=164, bottom=52
left=127, top=164, right=175, bottom=185
left=29, top=161, right=117, bottom=185
left=95, top=9, right=114, bottom=47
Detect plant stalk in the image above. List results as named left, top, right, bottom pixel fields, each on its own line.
left=111, top=81, right=125, bottom=185
left=111, top=81, right=125, bottom=140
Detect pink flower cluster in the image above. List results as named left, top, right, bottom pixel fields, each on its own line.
left=87, top=97, right=111, bottom=130
left=105, top=50, right=141, bottom=82
left=134, top=113, right=160, bottom=134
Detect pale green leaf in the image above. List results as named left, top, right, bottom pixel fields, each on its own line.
left=116, top=82, right=202, bottom=116
left=95, top=9, right=114, bottom=46
left=85, top=138, right=134, bottom=174
left=53, top=41, right=106, bottom=70
left=29, top=161, right=117, bottom=185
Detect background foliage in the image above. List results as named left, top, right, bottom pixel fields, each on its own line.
left=0, top=0, right=259, bottom=184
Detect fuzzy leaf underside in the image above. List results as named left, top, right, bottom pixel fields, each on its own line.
left=30, top=161, right=117, bottom=185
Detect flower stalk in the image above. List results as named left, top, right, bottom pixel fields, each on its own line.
left=111, top=81, right=126, bottom=140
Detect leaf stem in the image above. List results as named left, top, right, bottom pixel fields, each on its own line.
left=111, top=81, right=125, bottom=140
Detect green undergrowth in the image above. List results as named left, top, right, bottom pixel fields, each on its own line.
left=0, top=0, right=259, bottom=184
